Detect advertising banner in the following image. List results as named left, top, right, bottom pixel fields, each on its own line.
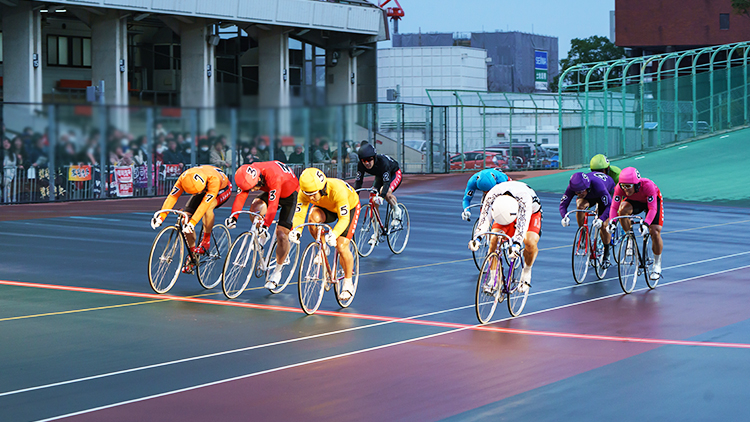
left=68, top=165, right=92, bottom=182
left=114, top=166, right=133, bottom=197
left=535, top=50, right=548, bottom=91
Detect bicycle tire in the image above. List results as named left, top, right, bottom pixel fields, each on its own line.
left=147, top=226, right=184, bottom=294
left=475, top=252, right=501, bottom=324
left=355, top=204, right=377, bottom=257
left=387, top=203, right=410, bottom=254
left=471, top=219, right=491, bottom=271
left=334, top=240, right=360, bottom=308
left=266, top=236, right=300, bottom=294
left=197, top=224, right=231, bottom=289
left=643, top=234, right=658, bottom=289
left=593, top=227, right=608, bottom=279
left=221, top=232, right=257, bottom=299
left=298, top=242, right=326, bottom=315
left=618, top=233, right=639, bottom=293
left=572, top=226, right=590, bottom=284
left=507, top=256, right=528, bottom=317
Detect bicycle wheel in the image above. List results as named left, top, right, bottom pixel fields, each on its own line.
left=355, top=204, right=377, bottom=257
left=387, top=203, right=410, bottom=254
left=148, top=226, right=184, bottom=294
left=221, top=232, right=257, bottom=299
left=571, top=226, right=590, bottom=284
left=197, top=224, right=231, bottom=289
left=298, top=242, right=326, bottom=315
left=265, top=236, right=300, bottom=294
left=618, top=233, right=640, bottom=294
left=334, top=240, right=360, bottom=308
left=643, top=234, right=658, bottom=289
left=612, top=226, right=624, bottom=264
left=506, top=256, right=528, bottom=317
left=593, top=227, right=608, bottom=279
left=475, top=252, right=501, bottom=324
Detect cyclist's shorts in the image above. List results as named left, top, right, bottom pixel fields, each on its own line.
left=256, top=190, right=298, bottom=230
left=377, top=169, right=402, bottom=197
left=185, top=182, right=233, bottom=215
left=316, top=203, right=361, bottom=240
left=492, top=210, right=543, bottom=238
left=625, top=191, right=664, bottom=226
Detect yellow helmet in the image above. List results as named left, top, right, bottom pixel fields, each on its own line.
left=180, top=169, right=208, bottom=194
left=299, top=168, right=327, bottom=194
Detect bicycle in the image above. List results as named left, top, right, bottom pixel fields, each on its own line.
left=296, top=222, right=360, bottom=315
left=463, top=203, right=489, bottom=270
left=148, top=209, right=231, bottom=294
left=354, top=188, right=410, bottom=256
left=609, top=215, right=658, bottom=294
left=473, top=231, right=528, bottom=323
left=221, top=210, right=300, bottom=299
left=564, top=206, right=608, bottom=284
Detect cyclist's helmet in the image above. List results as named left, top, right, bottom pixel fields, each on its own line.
left=569, top=172, right=591, bottom=192
left=475, top=170, right=504, bottom=192
left=234, top=164, right=260, bottom=192
left=299, top=168, right=327, bottom=195
left=619, top=167, right=641, bottom=185
left=180, top=168, right=208, bottom=194
left=590, top=154, right=610, bottom=172
left=358, top=143, right=377, bottom=162
left=491, top=195, right=519, bottom=226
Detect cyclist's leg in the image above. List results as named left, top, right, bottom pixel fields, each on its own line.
left=618, top=201, right=635, bottom=232
left=575, top=198, right=591, bottom=227
left=273, top=193, right=297, bottom=266
left=383, top=169, right=402, bottom=207
left=197, top=201, right=218, bottom=252
left=337, top=205, right=360, bottom=299
left=649, top=193, right=664, bottom=277
left=183, top=193, right=204, bottom=249
left=336, top=237, right=353, bottom=278
left=521, top=211, right=542, bottom=285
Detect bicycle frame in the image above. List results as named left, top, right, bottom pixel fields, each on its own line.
left=356, top=188, right=389, bottom=232
left=153, top=209, right=199, bottom=264
left=610, top=214, right=654, bottom=292
left=564, top=207, right=599, bottom=261
left=294, top=222, right=340, bottom=283
left=473, top=230, right=521, bottom=293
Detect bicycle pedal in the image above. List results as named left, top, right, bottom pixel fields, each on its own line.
left=324, top=281, right=332, bottom=291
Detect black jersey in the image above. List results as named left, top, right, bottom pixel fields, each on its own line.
left=354, top=154, right=400, bottom=191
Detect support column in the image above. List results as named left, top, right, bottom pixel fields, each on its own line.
left=181, top=19, right=215, bottom=132
left=1, top=2, right=43, bottom=104
left=258, top=27, right=290, bottom=108
left=91, top=10, right=129, bottom=130
left=326, top=51, right=357, bottom=105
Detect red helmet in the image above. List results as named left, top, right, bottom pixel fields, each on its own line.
left=235, top=164, right=260, bottom=191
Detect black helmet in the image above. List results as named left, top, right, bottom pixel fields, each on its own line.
left=358, top=143, right=377, bottom=161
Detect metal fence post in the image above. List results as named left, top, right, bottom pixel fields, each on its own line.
left=230, top=108, right=238, bottom=177
left=47, top=104, right=57, bottom=202
left=190, top=109, right=198, bottom=166
left=98, top=105, right=108, bottom=198
left=146, top=107, right=154, bottom=196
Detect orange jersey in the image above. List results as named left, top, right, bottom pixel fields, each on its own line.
left=292, top=177, right=359, bottom=238
left=231, top=161, right=300, bottom=227
left=160, top=165, right=230, bottom=225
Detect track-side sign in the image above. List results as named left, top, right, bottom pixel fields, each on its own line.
left=535, top=50, right=548, bottom=91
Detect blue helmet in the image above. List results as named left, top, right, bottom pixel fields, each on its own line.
left=569, top=172, right=591, bottom=192
left=475, top=170, right=503, bottom=192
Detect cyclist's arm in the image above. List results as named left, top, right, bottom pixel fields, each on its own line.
left=643, top=184, right=659, bottom=225
left=230, top=189, right=249, bottom=215
left=512, top=193, right=531, bottom=245
left=559, top=187, right=574, bottom=218
left=609, top=185, right=624, bottom=221
left=462, top=177, right=477, bottom=210
left=593, top=183, right=612, bottom=221
left=159, top=180, right=183, bottom=220
left=263, top=181, right=282, bottom=228
left=330, top=194, right=353, bottom=238
left=474, top=190, right=500, bottom=237
left=291, top=193, right=310, bottom=235
left=190, top=177, right=220, bottom=226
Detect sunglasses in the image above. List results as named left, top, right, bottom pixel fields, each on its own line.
left=619, top=183, right=634, bottom=190
left=302, top=190, right=319, bottom=197
left=574, top=190, right=587, bottom=196
left=361, top=157, right=374, bottom=164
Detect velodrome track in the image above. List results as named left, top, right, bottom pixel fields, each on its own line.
left=2, top=175, right=750, bottom=421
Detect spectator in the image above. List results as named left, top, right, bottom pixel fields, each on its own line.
left=28, top=136, right=49, bottom=169
left=340, top=141, right=358, bottom=164
left=256, top=137, right=270, bottom=161
left=288, top=144, right=305, bottom=164
left=108, top=141, right=125, bottom=165
left=130, top=140, right=146, bottom=166
left=196, top=139, right=211, bottom=164
left=162, top=139, right=184, bottom=165
left=154, top=139, right=166, bottom=167
left=247, top=146, right=261, bottom=164
left=57, top=135, right=77, bottom=166
left=84, top=130, right=101, bottom=165
left=310, top=137, right=322, bottom=157
left=209, top=138, right=230, bottom=171
left=237, top=143, right=252, bottom=166
left=12, top=136, right=29, bottom=169
left=3, top=138, right=18, bottom=202
left=273, top=139, right=287, bottom=163
left=313, top=140, right=332, bottom=163
left=155, top=123, right=167, bottom=138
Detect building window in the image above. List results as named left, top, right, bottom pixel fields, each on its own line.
left=241, top=66, right=259, bottom=96
left=47, top=35, right=91, bottom=67
left=720, top=13, right=730, bottom=30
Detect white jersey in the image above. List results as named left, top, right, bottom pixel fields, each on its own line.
left=474, top=181, right=541, bottom=244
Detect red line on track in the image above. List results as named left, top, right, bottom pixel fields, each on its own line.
left=3, top=279, right=750, bottom=350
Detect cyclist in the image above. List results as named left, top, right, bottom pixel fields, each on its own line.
left=469, top=180, right=542, bottom=291
left=608, top=167, right=664, bottom=280
left=461, top=168, right=510, bottom=221
left=226, top=161, right=300, bottom=290
left=151, top=165, right=233, bottom=272
left=560, top=172, right=615, bottom=264
left=290, top=168, right=361, bottom=301
left=590, top=154, right=621, bottom=185
left=354, top=143, right=402, bottom=243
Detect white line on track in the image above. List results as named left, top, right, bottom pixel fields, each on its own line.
left=678, top=145, right=689, bottom=149
left=720, top=135, right=730, bottom=139
left=32, top=262, right=750, bottom=422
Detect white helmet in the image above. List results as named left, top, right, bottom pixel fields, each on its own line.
left=491, top=195, right=519, bottom=226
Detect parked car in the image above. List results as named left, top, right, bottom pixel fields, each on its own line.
left=450, top=151, right=508, bottom=170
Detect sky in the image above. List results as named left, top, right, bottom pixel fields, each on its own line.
left=385, top=0, right=615, bottom=59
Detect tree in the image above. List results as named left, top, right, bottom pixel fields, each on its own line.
left=551, top=35, right=625, bottom=92
left=732, top=0, right=750, bottom=17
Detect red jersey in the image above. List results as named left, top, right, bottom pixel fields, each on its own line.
left=231, top=161, right=300, bottom=227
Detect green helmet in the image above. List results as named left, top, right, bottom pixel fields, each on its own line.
left=590, top=154, right=610, bottom=171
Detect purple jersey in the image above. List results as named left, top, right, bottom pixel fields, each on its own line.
left=559, top=172, right=614, bottom=221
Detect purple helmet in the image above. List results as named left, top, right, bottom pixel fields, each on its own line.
left=569, top=172, right=591, bottom=192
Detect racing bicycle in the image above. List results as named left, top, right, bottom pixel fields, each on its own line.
left=474, top=230, right=528, bottom=323
left=564, top=206, right=608, bottom=284
left=610, top=215, right=658, bottom=294
left=355, top=188, right=410, bottom=256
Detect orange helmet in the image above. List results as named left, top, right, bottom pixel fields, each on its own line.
left=235, top=164, right=260, bottom=191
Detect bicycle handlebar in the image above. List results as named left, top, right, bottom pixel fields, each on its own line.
left=463, top=203, right=483, bottom=213
left=609, top=215, right=646, bottom=226
left=564, top=209, right=597, bottom=220
left=292, top=222, right=333, bottom=236
left=355, top=188, right=378, bottom=194
left=473, top=230, right=513, bottom=245
left=230, top=210, right=264, bottom=220
left=153, top=209, right=188, bottom=223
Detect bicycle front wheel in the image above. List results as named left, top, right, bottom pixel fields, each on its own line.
left=222, top=232, right=257, bottom=299
left=298, top=242, right=326, bottom=315
left=387, top=203, right=410, bottom=254
left=197, top=224, right=231, bottom=289
left=148, top=226, right=184, bottom=294
left=593, top=227, right=608, bottom=279
left=355, top=204, right=377, bottom=257
left=507, top=257, right=528, bottom=317
left=643, top=234, right=658, bottom=289
left=334, top=240, right=360, bottom=308
left=618, top=233, right=640, bottom=293
left=572, top=226, right=590, bottom=284
left=475, top=253, right=501, bottom=324
left=265, top=237, right=300, bottom=294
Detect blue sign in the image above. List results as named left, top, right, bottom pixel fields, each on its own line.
left=535, top=51, right=548, bottom=70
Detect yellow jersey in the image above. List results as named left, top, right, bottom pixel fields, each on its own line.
left=292, top=177, right=359, bottom=237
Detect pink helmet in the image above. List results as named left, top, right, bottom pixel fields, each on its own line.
left=619, top=167, right=641, bottom=185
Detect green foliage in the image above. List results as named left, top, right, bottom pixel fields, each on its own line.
left=551, top=36, right=626, bottom=92
left=732, top=0, right=750, bottom=16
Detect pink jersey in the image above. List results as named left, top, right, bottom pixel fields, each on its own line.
left=609, top=178, right=661, bottom=225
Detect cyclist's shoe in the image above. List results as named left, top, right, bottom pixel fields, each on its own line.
left=368, top=231, right=379, bottom=245
left=650, top=262, right=662, bottom=280
left=265, top=268, right=283, bottom=289
left=181, top=259, right=196, bottom=274
left=339, top=277, right=355, bottom=301
left=602, top=246, right=611, bottom=267
left=191, top=245, right=207, bottom=255
left=519, top=268, right=532, bottom=293
left=390, top=206, right=403, bottom=228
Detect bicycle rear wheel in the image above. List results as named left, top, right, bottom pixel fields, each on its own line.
left=197, top=224, right=231, bottom=289
left=593, top=228, right=608, bottom=279
left=334, top=240, right=360, bottom=308
left=221, top=232, right=257, bottom=299
left=387, top=203, right=410, bottom=254
left=298, top=242, right=326, bottom=315
left=265, top=237, right=300, bottom=294
left=643, top=234, right=658, bottom=289
left=507, top=257, right=528, bottom=317
left=355, top=204, right=377, bottom=257
left=475, top=253, right=501, bottom=324
left=148, top=226, right=184, bottom=294
left=618, top=233, right=639, bottom=293
left=572, top=226, right=590, bottom=284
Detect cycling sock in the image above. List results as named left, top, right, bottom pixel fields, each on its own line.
left=654, top=253, right=662, bottom=267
